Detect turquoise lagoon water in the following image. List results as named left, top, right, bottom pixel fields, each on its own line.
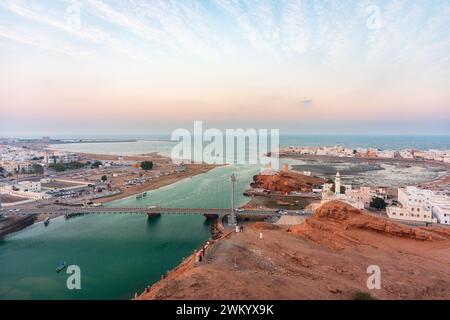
left=0, top=165, right=259, bottom=299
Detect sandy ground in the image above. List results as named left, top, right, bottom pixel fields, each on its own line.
left=280, top=153, right=450, bottom=169
left=138, top=202, right=450, bottom=300
left=0, top=194, right=28, bottom=203
left=50, top=152, right=219, bottom=203
left=418, top=173, right=450, bottom=190
left=41, top=181, right=85, bottom=189
left=94, top=163, right=217, bottom=203
left=77, top=152, right=168, bottom=162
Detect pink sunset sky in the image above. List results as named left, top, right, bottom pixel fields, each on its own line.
left=0, top=0, right=449, bottom=136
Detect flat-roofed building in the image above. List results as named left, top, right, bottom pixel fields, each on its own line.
left=48, top=152, right=78, bottom=164
left=387, top=187, right=437, bottom=223
left=430, top=195, right=450, bottom=225
left=346, top=186, right=372, bottom=208
left=17, top=181, right=41, bottom=192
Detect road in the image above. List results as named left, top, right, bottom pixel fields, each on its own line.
left=2, top=206, right=302, bottom=217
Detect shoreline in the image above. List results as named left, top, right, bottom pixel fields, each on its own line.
left=280, top=153, right=450, bottom=169
left=281, top=153, right=450, bottom=190
left=135, top=217, right=233, bottom=300
left=0, top=150, right=219, bottom=237
left=50, top=150, right=219, bottom=204
left=95, top=163, right=219, bottom=204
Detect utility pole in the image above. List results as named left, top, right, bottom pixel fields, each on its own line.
left=228, top=173, right=237, bottom=226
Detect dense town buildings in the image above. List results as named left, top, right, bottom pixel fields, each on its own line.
left=282, top=145, right=450, bottom=163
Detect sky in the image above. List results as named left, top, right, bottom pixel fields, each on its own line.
left=0, top=0, right=449, bottom=137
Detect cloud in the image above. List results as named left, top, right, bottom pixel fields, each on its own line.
left=1, top=0, right=448, bottom=68
left=82, top=0, right=228, bottom=59
left=0, top=0, right=148, bottom=60
left=301, top=99, right=313, bottom=107
left=0, top=24, right=93, bottom=57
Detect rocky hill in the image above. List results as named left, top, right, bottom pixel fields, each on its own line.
left=289, top=201, right=450, bottom=249
left=250, top=171, right=326, bottom=193
left=137, top=201, right=450, bottom=300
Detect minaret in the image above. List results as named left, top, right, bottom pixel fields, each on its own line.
left=335, top=171, right=341, bottom=195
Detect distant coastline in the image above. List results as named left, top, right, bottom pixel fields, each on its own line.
left=52, top=138, right=177, bottom=144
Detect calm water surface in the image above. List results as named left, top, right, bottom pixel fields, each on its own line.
left=0, top=165, right=258, bottom=299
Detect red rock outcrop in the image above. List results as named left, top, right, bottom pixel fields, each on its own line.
left=251, top=171, right=326, bottom=193
left=288, top=201, right=448, bottom=249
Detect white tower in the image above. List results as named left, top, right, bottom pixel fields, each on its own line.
left=335, top=171, right=341, bottom=195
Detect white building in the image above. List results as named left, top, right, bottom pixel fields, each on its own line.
left=48, top=152, right=78, bottom=164
left=1, top=184, right=49, bottom=200
left=321, top=172, right=364, bottom=210
left=346, top=186, right=372, bottom=208
left=0, top=160, right=18, bottom=173
left=17, top=181, right=41, bottom=192
left=399, top=150, right=414, bottom=159
left=430, top=195, right=450, bottom=225
left=0, top=160, right=33, bottom=173
left=335, top=172, right=341, bottom=194
left=377, top=150, right=396, bottom=159
left=386, top=187, right=437, bottom=223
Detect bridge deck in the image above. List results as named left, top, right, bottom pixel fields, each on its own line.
left=3, top=207, right=300, bottom=217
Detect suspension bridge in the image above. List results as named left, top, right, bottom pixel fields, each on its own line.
left=2, top=174, right=300, bottom=225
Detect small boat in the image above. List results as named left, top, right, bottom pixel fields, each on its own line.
left=136, top=194, right=143, bottom=199
left=56, top=261, right=67, bottom=273
left=143, top=192, right=148, bottom=197
left=44, top=217, right=50, bottom=227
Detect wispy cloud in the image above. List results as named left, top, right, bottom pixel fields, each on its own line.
left=0, top=24, right=93, bottom=57
left=0, top=0, right=150, bottom=60
left=1, top=0, right=448, bottom=66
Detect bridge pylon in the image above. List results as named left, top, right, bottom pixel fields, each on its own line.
left=227, top=173, right=237, bottom=226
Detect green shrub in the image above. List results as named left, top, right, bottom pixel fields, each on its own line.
left=353, top=291, right=376, bottom=300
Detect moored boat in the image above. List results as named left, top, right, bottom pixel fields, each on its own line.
left=44, top=217, right=50, bottom=226
left=56, top=261, right=67, bottom=273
